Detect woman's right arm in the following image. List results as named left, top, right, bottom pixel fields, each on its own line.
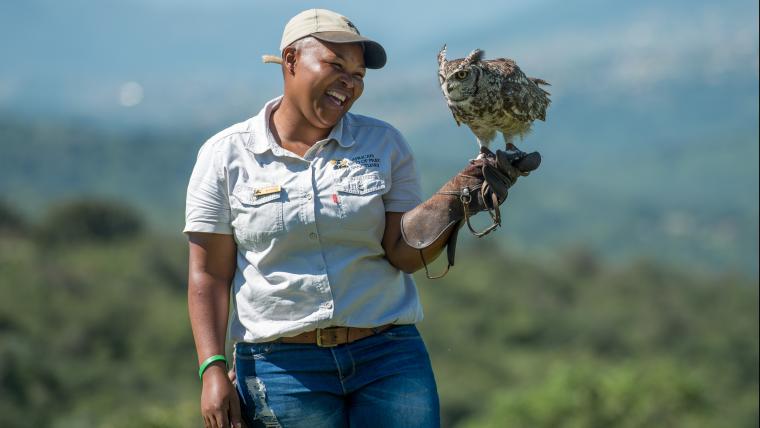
left=187, top=232, right=243, bottom=428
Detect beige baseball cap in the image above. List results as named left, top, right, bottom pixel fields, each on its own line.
left=263, top=8, right=387, bottom=69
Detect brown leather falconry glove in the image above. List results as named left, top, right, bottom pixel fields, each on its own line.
left=400, top=147, right=541, bottom=278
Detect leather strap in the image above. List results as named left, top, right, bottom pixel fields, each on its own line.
left=278, top=324, right=395, bottom=347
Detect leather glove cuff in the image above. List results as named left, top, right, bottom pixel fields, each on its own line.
left=400, top=148, right=540, bottom=278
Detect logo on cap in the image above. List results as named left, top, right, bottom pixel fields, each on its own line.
left=341, top=17, right=360, bottom=34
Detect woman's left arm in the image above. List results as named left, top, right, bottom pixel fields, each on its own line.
left=382, top=211, right=454, bottom=274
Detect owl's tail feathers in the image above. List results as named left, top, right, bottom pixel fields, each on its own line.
left=529, top=77, right=551, bottom=86
left=530, top=77, right=551, bottom=95
left=262, top=55, right=283, bottom=64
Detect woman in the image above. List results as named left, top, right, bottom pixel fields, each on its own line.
left=185, top=8, right=523, bottom=428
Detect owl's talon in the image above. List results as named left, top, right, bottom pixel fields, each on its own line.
left=479, top=146, right=495, bottom=157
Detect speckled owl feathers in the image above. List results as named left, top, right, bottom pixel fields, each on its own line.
left=437, top=45, right=551, bottom=151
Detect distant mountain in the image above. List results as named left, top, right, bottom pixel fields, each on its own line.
left=1, top=105, right=757, bottom=276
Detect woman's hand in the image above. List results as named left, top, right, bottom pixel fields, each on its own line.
left=201, top=366, right=244, bottom=428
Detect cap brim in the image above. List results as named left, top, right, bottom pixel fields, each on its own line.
left=311, top=31, right=387, bottom=69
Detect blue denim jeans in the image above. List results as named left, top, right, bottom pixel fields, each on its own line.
left=234, top=324, right=440, bottom=428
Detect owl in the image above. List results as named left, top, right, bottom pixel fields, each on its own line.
left=437, top=45, right=551, bottom=153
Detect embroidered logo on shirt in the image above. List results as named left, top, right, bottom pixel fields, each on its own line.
left=330, top=154, right=381, bottom=170
left=351, top=154, right=380, bottom=168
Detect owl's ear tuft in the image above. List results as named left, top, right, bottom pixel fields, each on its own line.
left=465, top=49, right=485, bottom=64
left=438, top=44, right=448, bottom=66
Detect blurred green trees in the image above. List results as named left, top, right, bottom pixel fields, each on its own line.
left=0, top=199, right=757, bottom=427
left=0, top=199, right=27, bottom=236
left=463, top=360, right=716, bottom=428
left=416, top=248, right=758, bottom=427
left=37, top=199, right=144, bottom=243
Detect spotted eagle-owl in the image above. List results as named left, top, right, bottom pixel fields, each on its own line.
left=438, top=45, right=551, bottom=153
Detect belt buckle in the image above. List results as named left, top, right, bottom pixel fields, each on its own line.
left=316, top=328, right=340, bottom=347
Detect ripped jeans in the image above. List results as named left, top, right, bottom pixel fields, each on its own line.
left=234, top=324, right=440, bottom=428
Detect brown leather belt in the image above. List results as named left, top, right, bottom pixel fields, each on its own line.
left=279, top=324, right=395, bottom=347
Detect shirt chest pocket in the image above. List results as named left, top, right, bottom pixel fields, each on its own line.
left=334, top=173, right=387, bottom=230
left=229, top=184, right=285, bottom=251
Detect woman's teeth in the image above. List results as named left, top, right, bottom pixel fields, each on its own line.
left=326, top=90, right=347, bottom=105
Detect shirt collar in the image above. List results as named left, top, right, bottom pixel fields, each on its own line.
left=246, top=96, right=356, bottom=155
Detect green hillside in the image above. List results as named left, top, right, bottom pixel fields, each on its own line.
left=1, top=117, right=757, bottom=275
left=0, top=200, right=757, bottom=427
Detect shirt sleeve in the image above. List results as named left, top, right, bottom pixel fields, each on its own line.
left=383, top=129, right=423, bottom=212
left=183, top=141, right=233, bottom=234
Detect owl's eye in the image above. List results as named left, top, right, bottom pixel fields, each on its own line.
left=455, top=70, right=469, bottom=80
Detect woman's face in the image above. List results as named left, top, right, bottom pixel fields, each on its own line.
left=286, top=38, right=366, bottom=130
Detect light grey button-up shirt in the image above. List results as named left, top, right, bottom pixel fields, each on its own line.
left=184, top=97, right=424, bottom=343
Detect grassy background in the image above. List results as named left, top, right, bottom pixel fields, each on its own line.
left=0, top=201, right=756, bottom=427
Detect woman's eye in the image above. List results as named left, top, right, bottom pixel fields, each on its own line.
left=331, top=63, right=343, bottom=70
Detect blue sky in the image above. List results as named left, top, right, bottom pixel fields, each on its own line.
left=1, top=0, right=757, bottom=130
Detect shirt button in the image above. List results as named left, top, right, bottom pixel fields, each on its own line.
left=324, top=302, right=333, bottom=309
left=309, top=232, right=318, bottom=240
left=306, top=193, right=313, bottom=200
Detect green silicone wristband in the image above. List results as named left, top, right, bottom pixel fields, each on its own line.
left=198, top=354, right=227, bottom=380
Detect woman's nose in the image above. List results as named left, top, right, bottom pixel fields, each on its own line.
left=339, top=73, right=354, bottom=89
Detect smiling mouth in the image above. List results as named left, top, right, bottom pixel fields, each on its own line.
left=326, top=89, right=349, bottom=106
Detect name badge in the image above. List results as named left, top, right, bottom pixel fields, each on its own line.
left=253, top=185, right=281, bottom=197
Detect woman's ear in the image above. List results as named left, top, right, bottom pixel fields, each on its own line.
left=283, top=47, right=297, bottom=75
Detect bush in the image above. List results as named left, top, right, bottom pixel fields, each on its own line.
left=461, top=360, right=724, bottom=428
left=0, top=199, right=27, bottom=236
left=38, top=199, right=144, bottom=243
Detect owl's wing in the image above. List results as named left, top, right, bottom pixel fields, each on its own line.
left=522, top=76, right=551, bottom=122
left=488, top=60, right=550, bottom=123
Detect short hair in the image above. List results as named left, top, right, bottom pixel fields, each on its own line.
left=280, top=36, right=319, bottom=77
left=286, top=36, right=317, bottom=52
